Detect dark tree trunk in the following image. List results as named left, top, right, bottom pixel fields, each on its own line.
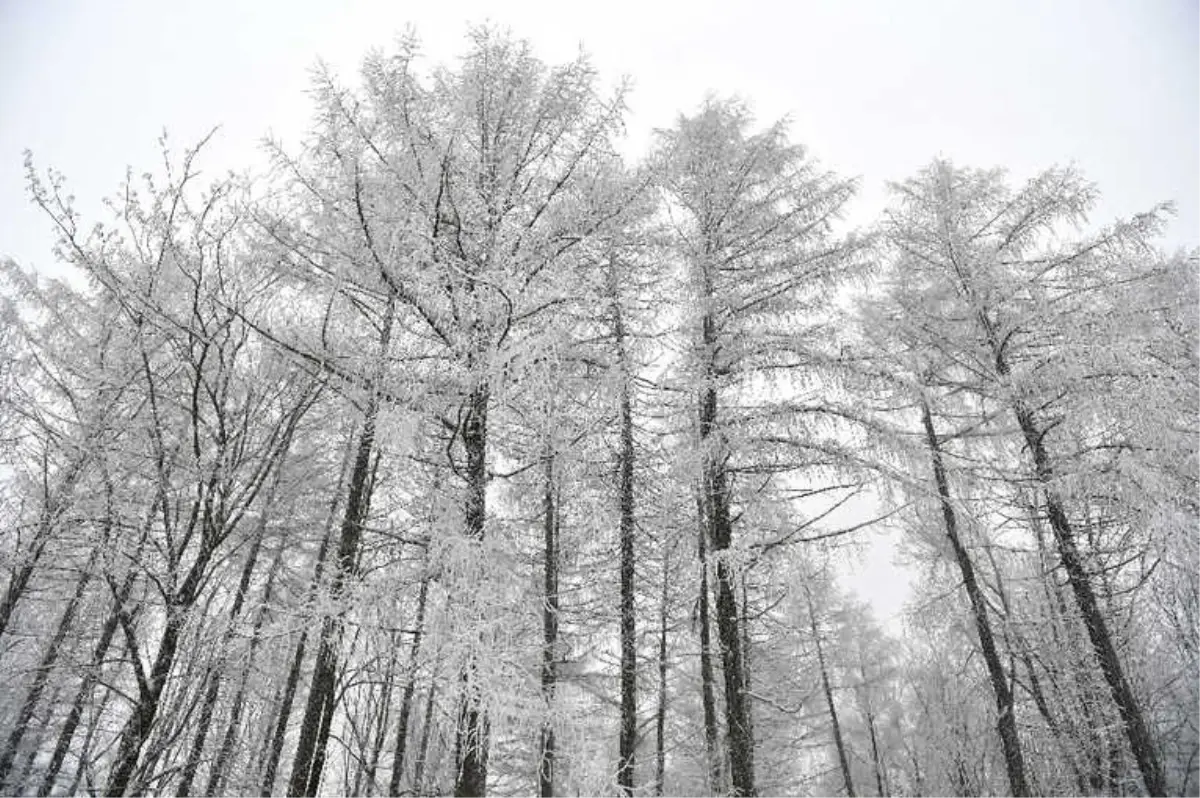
left=413, top=682, right=437, bottom=793
left=261, top=629, right=311, bottom=797
left=864, top=705, right=887, bottom=797
left=654, top=542, right=670, bottom=798
left=258, top=431, right=354, bottom=797
left=962, top=277, right=1167, bottom=796
left=695, top=494, right=722, bottom=795
left=920, top=400, right=1030, bottom=797
left=104, top=524, right=219, bottom=798
left=0, top=461, right=84, bottom=643
left=0, top=541, right=102, bottom=790
left=699, top=375, right=755, bottom=797
left=286, top=413, right=380, bottom=797
left=804, top=585, right=854, bottom=798
left=37, top=559, right=139, bottom=797
left=388, top=565, right=432, bottom=796
left=1002, top=382, right=1166, bottom=794
left=206, top=532, right=286, bottom=797
left=454, top=382, right=490, bottom=798
left=539, top=450, right=560, bottom=798
left=177, top=468, right=281, bottom=797
left=614, top=283, right=638, bottom=796
left=286, top=291, right=394, bottom=798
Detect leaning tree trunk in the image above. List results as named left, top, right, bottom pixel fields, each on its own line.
left=959, top=278, right=1167, bottom=795
left=104, top=545, right=214, bottom=797
left=206, top=528, right=288, bottom=797
left=0, top=526, right=107, bottom=791
left=286, top=289, right=395, bottom=798
left=286, top=412, right=382, bottom=797
left=920, top=399, right=1030, bottom=796
left=983, top=331, right=1167, bottom=796
left=803, top=583, right=854, bottom=798
left=37, top=545, right=144, bottom=797
left=258, top=430, right=355, bottom=797
left=177, top=459, right=285, bottom=797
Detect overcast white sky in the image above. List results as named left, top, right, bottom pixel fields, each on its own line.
left=1, top=0, right=1196, bottom=621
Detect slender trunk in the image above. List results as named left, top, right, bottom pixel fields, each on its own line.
left=105, top=516, right=222, bottom=798
left=287, top=290, right=394, bottom=798
left=261, top=629, right=311, bottom=796
left=413, top=682, right=437, bottom=793
left=68, top=675, right=114, bottom=796
left=454, top=382, right=490, bottom=798
left=699, top=379, right=755, bottom=797
left=177, top=465, right=281, bottom=796
left=388, top=565, right=432, bottom=796
left=804, top=585, right=854, bottom=798
left=361, top=640, right=399, bottom=797
left=610, top=266, right=638, bottom=796
left=258, top=430, right=356, bottom=797
left=0, top=460, right=85, bottom=643
left=965, top=278, right=1167, bottom=795
left=0, top=542, right=103, bottom=790
left=37, top=558, right=140, bottom=797
left=920, top=400, right=1030, bottom=796
left=864, top=705, right=887, bottom=797
left=1008, top=400, right=1165, bottom=794
left=1029, top=497, right=1109, bottom=792
left=696, top=493, right=722, bottom=794
left=740, top=576, right=754, bottom=757
left=206, top=532, right=286, bottom=797
left=539, top=451, right=560, bottom=798
left=654, top=542, right=670, bottom=798
left=286, top=416, right=379, bottom=797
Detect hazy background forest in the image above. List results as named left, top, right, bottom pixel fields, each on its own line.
left=0, top=3, right=1197, bottom=797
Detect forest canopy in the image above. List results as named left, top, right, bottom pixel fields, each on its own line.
left=0, top=27, right=1196, bottom=798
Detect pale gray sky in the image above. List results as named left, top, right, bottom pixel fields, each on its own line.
left=1, top=0, right=1196, bottom=620
left=2, top=0, right=1196, bottom=274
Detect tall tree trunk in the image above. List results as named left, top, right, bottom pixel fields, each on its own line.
left=0, top=458, right=85, bottom=643
left=920, top=399, right=1030, bottom=796
left=454, top=381, right=490, bottom=798
left=967, top=283, right=1167, bottom=796
left=413, top=682, right=438, bottom=793
left=696, top=492, right=722, bottom=795
left=609, top=262, right=638, bottom=796
left=206, top=528, right=287, bottom=797
left=694, top=256, right=756, bottom=795
left=104, top=523, right=222, bottom=798
left=1013, top=402, right=1165, bottom=795
left=654, top=541, right=670, bottom=798
left=286, top=415, right=380, bottom=797
left=388, top=562, right=432, bottom=796
left=177, top=461, right=283, bottom=796
left=360, top=639, right=398, bottom=797
left=0, top=538, right=104, bottom=790
left=287, top=290, right=394, bottom=798
left=804, top=583, right=854, bottom=798
left=699, top=380, right=755, bottom=797
left=37, top=556, right=141, bottom=797
left=258, top=429, right=356, bottom=797
left=864, top=704, right=887, bottom=797
left=539, top=450, right=560, bottom=798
